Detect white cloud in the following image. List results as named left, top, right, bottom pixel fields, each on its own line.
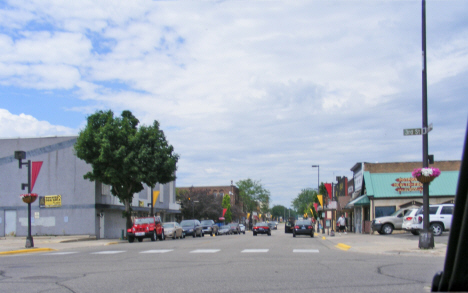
left=0, top=0, right=467, bottom=207
left=0, top=109, right=76, bottom=138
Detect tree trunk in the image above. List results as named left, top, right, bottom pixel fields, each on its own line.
left=125, top=199, right=132, bottom=230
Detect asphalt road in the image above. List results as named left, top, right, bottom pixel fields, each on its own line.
left=0, top=228, right=445, bottom=293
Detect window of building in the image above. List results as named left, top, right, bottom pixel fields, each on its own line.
left=375, top=206, right=396, bottom=218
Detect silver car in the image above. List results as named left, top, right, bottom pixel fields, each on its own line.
left=162, top=222, right=184, bottom=239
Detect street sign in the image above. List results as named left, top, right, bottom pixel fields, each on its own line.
left=404, top=123, right=433, bottom=136
left=404, top=128, right=422, bottom=136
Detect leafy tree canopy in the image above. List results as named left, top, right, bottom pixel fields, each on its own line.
left=270, top=205, right=287, bottom=220
left=236, top=178, right=270, bottom=215
left=292, top=188, right=317, bottom=218
left=176, top=188, right=222, bottom=220
left=222, top=194, right=232, bottom=223
left=74, top=110, right=179, bottom=229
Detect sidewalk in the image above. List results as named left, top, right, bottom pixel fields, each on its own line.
left=320, top=232, right=447, bottom=257
left=0, top=236, right=123, bottom=255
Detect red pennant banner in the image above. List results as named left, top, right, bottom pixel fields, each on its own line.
left=31, top=161, right=43, bottom=192
left=222, top=208, right=227, bottom=216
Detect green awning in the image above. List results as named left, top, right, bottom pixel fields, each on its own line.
left=344, top=194, right=369, bottom=208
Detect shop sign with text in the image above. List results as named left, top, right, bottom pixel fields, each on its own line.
left=391, top=177, right=423, bottom=194
left=39, top=195, right=62, bottom=208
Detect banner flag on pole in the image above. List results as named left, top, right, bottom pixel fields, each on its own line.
left=31, top=161, right=43, bottom=192
left=153, top=191, right=160, bottom=206
left=317, top=195, right=323, bottom=207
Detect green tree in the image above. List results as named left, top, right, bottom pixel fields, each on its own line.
left=236, top=179, right=270, bottom=222
left=222, top=194, right=232, bottom=223
left=292, top=188, right=317, bottom=218
left=271, top=205, right=287, bottom=220
left=176, top=187, right=222, bottom=220
left=74, top=110, right=179, bottom=229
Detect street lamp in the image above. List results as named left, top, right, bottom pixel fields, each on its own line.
left=15, top=151, right=34, bottom=248
left=312, top=165, right=324, bottom=234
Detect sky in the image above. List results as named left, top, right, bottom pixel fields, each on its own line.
left=0, top=0, right=467, bottom=208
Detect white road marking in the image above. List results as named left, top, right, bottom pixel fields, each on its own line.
left=91, top=251, right=125, bottom=254
left=241, top=249, right=269, bottom=253
left=293, top=249, right=319, bottom=253
left=140, top=249, right=174, bottom=254
left=190, top=249, right=220, bottom=253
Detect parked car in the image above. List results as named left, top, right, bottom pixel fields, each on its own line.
left=228, top=223, right=241, bottom=234
left=253, top=222, right=271, bottom=236
left=409, top=204, right=454, bottom=236
left=293, top=219, right=314, bottom=238
left=402, top=208, right=419, bottom=234
left=371, top=208, right=412, bottom=235
left=268, top=222, right=278, bottom=230
left=285, top=218, right=295, bottom=233
left=201, top=219, right=219, bottom=236
left=218, top=225, right=232, bottom=235
left=127, top=216, right=164, bottom=243
left=239, top=224, right=246, bottom=234
left=163, top=222, right=184, bottom=239
left=180, top=219, right=204, bottom=237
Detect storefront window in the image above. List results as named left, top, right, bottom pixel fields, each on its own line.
left=375, top=206, right=396, bottom=218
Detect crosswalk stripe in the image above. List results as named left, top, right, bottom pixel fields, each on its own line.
left=241, top=249, right=269, bottom=253
left=140, top=249, right=173, bottom=254
left=91, top=251, right=125, bottom=254
left=293, top=249, right=319, bottom=253
left=190, top=249, right=220, bottom=253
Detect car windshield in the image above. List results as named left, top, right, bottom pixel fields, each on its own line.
left=256, top=222, right=267, bottom=226
left=221, top=226, right=230, bottom=229
left=163, top=223, right=174, bottom=228
left=180, top=221, right=194, bottom=227
left=134, top=218, right=152, bottom=224
left=201, top=220, right=212, bottom=225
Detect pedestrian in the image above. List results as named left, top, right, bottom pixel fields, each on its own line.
left=337, top=214, right=346, bottom=235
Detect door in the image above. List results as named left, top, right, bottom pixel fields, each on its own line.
left=5, top=210, right=17, bottom=237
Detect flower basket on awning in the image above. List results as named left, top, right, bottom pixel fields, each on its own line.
left=20, top=193, right=38, bottom=204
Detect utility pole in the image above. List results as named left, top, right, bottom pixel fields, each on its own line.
left=419, top=0, right=434, bottom=249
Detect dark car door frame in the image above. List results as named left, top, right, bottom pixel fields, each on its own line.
left=432, top=121, right=468, bottom=291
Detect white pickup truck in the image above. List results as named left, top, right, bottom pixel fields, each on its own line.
left=408, top=204, right=454, bottom=236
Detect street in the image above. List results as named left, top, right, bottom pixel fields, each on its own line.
left=0, top=227, right=445, bottom=293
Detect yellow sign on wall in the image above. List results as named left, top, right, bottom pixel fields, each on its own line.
left=39, top=195, right=62, bottom=208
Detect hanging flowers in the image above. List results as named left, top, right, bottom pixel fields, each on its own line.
left=20, top=193, right=38, bottom=204
left=412, top=167, right=441, bottom=184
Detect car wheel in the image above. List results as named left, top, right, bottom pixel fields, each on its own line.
left=268, top=232, right=271, bottom=236
left=160, top=231, right=165, bottom=241
left=253, top=232, right=257, bottom=236
left=137, top=237, right=143, bottom=242
left=382, top=224, right=393, bottom=235
left=151, top=232, right=156, bottom=241
left=202, top=232, right=205, bottom=237
left=311, top=232, right=314, bottom=238
left=128, top=236, right=134, bottom=243
left=430, top=223, right=444, bottom=236
left=243, top=231, right=245, bottom=234
left=193, top=232, right=196, bottom=238
left=293, top=232, right=296, bottom=238
left=173, top=233, right=176, bottom=240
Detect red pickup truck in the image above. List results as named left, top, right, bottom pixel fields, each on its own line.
left=127, top=216, right=165, bottom=243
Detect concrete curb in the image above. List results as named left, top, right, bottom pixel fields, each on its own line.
left=0, top=247, right=57, bottom=256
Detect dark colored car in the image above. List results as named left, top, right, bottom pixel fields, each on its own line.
left=253, top=222, right=271, bottom=236
left=201, top=219, right=219, bottom=236
left=285, top=218, right=295, bottom=233
left=293, top=219, right=314, bottom=238
left=180, top=219, right=204, bottom=238
left=218, top=225, right=232, bottom=235
left=228, top=223, right=241, bottom=235
left=268, top=222, right=278, bottom=230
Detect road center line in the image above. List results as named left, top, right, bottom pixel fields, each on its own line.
left=91, top=251, right=125, bottom=254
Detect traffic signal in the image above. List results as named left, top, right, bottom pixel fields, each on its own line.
left=188, top=197, right=191, bottom=201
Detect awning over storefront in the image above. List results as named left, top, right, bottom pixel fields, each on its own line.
left=344, top=194, right=369, bottom=209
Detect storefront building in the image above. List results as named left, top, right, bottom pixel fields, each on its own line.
left=346, top=161, right=460, bottom=233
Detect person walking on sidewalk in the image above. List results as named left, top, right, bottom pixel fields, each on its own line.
left=337, top=214, right=346, bottom=235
